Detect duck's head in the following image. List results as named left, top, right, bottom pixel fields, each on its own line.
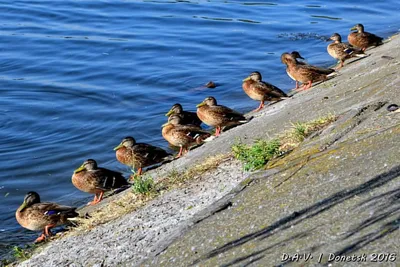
left=243, top=71, right=262, bottom=82
left=114, top=136, right=136, bottom=151
left=329, top=33, right=342, bottom=42
left=197, top=96, right=217, bottom=108
left=280, top=53, right=296, bottom=65
left=74, top=159, right=97, bottom=173
left=18, top=191, right=40, bottom=212
left=162, top=114, right=182, bottom=127
left=350, top=23, right=364, bottom=32
left=165, top=103, right=183, bottom=116
left=291, top=51, right=304, bottom=60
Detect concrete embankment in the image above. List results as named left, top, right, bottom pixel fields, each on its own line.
left=17, top=34, right=400, bottom=267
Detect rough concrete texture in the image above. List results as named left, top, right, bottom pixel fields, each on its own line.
left=16, top=35, right=400, bottom=266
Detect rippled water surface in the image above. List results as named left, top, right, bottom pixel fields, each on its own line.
left=0, top=0, right=399, bottom=258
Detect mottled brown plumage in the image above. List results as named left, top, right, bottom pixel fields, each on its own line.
left=327, top=33, right=365, bottom=69
left=281, top=53, right=332, bottom=90
left=282, top=52, right=335, bottom=89
left=165, top=103, right=202, bottom=126
left=114, top=136, right=170, bottom=175
left=161, top=115, right=211, bottom=158
left=72, top=159, right=128, bottom=205
left=196, top=96, right=248, bottom=136
left=348, top=24, right=383, bottom=51
left=15, top=191, right=78, bottom=243
left=242, top=71, right=288, bottom=112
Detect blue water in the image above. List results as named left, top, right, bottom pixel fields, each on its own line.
left=0, top=0, right=399, bottom=259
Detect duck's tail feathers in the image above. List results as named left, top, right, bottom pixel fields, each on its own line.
left=327, top=72, right=338, bottom=78
left=203, top=135, right=217, bottom=142
left=354, top=53, right=367, bottom=58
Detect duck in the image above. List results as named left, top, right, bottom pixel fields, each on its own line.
left=114, top=136, right=170, bottom=176
left=348, top=24, right=383, bottom=51
left=327, top=33, right=366, bottom=69
left=72, top=159, right=128, bottom=205
left=290, top=51, right=307, bottom=65
left=15, top=191, right=78, bottom=243
left=165, top=103, right=202, bottom=126
left=242, top=71, right=288, bottom=112
left=281, top=53, right=334, bottom=90
left=286, top=51, right=335, bottom=89
left=196, top=96, right=248, bottom=136
left=161, top=115, right=211, bottom=158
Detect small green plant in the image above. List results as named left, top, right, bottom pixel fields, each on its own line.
left=232, top=139, right=281, bottom=171
left=12, top=245, right=31, bottom=260
left=132, top=176, right=154, bottom=195
left=292, top=122, right=307, bottom=142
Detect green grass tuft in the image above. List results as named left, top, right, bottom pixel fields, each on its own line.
left=12, top=245, right=32, bottom=260
left=132, top=176, right=154, bottom=195
left=232, top=139, right=281, bottom=171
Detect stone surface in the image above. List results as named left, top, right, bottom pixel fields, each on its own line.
left=16, top=35, right=400, bottom=267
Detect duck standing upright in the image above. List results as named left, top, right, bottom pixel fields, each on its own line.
left=162, top=115, right=211, bottom=158
left=287, top=51, right=335, bottom=89
left=72, top=159, right=128, bottom=205
left=15, top=191, right=78, bottom=243
left=114, top=136, right=170, bottom=175
left=327, top=33, right=366, bottom=69
left=348, top=24, right=383, bottom=51
left=242, top=71, right=288, bottom=112
left=196, top=96, right=248, bottom=136
left=281, top=53, right=334, bottom=90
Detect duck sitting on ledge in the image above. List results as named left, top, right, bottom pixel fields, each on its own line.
left=348, top=24, right=383, bottom=51
left=196, top=96, right=249, bottom=136
left=162, top=115, right=211, bottom=158
left=114, top=136, right=170, bottom=176
left=15, top=191, right=78, bottom=243
left=72, top=159, right=128, bottom=205
left=242, top=71, right=288, bottom=112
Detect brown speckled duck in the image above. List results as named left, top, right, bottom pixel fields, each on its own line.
left=165, top=103, right=202, bottom=126
left=327, top=33, right=366, bottom=69
left=242, top=71, right=288, bottom=112
left=281, top=53, right=333, bottom=90
left=286, top=51, right=335, bottom=89
left=162, top=115, right=211, bottom=158
left=72, top=159, right=128, bottom=205
left=114, top=136, right=170, bottom=176
left=196, top=96, right=248, bottom=136
left=15, top=191, right=78, bottom=243
left=348, top=24, right=383, bottom=51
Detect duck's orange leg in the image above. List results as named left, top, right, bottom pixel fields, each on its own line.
left=137, top=168, right=143, bottom=176
left=34, top=233, right=47, bottom=243
left=88, top=191, right=104, bottom=205
left=176, top=146, right=184, bottom=158
left=215, top=126, right=221, bottom=136
left=253, top=101, right=264, bottom=112
left=34, top=223, right=56, bottom=243
left=44, top=224, right=56, bottom=236
left=303, top=81, right=312, bottom=90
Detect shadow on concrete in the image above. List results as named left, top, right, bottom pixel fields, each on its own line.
left=191, top=164, right=400, bottom=266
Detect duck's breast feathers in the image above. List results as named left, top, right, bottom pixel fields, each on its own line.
left=95, top=168, right=128, bottom=190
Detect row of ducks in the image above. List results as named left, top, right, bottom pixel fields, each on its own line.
left=15, top=23, right=383, bottom=243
